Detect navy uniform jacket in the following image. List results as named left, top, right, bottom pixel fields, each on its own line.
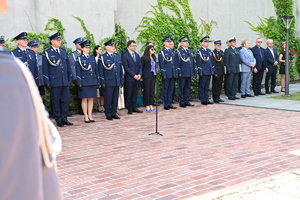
left=69, top=50, right=81, bottom=81
left=212, top=49, right=225, bottom=75
left=250, top=46, right=266, bottom=71
left=11, top=47, right=38, bottom=84
left=265, top=47, right=279, bottom=70
left=42, top=47, right=72, bottom=87
left=99, top=52, right=124, bottom=87
left=75, top=54, right=100, bottom=86
left=36, top=54, right=44, bottom=86
left=224, top=47, right=241, bottom=74
left=122, top=49, right=142, bottom=82
left=175, top=47, right=195, bottom=77
left=158, top=47, right=176, bottom=78
left=196, top=47, right=214, bottom=75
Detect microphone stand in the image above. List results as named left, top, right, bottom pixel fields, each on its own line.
left=149, top=75, right=163, bottom=136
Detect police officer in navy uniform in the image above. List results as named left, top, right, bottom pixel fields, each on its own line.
left=224, top=37, right=241, bottom=100
left=158, top=36, right=177, bottom=110
left=122, top=40, right=143, bottom=114
left=76, top=40, right=100, bottom=123
left=175, top=36, right=195, bottom=108
left=42, top=32, right=73, bottom=127
left=69, top=37, right=84, bottom=114
left=28, top=40, right=45, bottom=96
left=0, top=35, right=5, bottom=47
left=99, top=39, right=124, bottom=120
left=196, top=36, right=215, bottom=105
left=11, top=32, right=38, bottom=85
left=212, top=40, right=225, bottom=103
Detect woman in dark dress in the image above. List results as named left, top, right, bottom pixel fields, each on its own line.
left=279, top=41, right=286, bottom=92
left=76, top=40, right=99, bottom=123
left=141, top=45, right=157, bottom=112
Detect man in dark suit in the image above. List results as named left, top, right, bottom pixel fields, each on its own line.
left=11, top=32, right=38, bottom=85
left=122, top=40, right=143, bottom=114
left=99, top=39, right=124, bottom=120
left=42, top=32, right=73, bottom=127
left=212, top=40, right=225, bottom=103
left=265, top=39, right=279, bottom=94
left=174, top=36, right=195, bottom=107
left=224, top=37, right=241, bottom=100
left=251, top=38, right=267, bottom=96
left=158, top=36, right=177, bottom=110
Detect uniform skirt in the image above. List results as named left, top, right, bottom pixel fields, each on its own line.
left=78, top=85, right=97, bottom=98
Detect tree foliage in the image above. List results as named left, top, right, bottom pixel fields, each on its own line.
left=245, top=0, right=300, bottom=79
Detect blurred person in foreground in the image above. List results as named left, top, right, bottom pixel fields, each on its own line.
left=0, top=1, right=62, bottom=199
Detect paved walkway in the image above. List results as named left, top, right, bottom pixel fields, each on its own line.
left=220, top=83, right=300, bottom=112
left=56, top=84, right=300, bottom=200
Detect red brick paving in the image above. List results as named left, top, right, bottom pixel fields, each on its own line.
left=56, top=102, right=300, bottom=199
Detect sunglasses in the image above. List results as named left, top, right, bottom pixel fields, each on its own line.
left=150, top=48, right=155, bottom=51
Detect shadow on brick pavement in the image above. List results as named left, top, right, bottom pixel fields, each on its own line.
left=56, top=84, right=300, bottom=200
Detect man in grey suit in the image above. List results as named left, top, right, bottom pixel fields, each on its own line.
left=239, top=40, right=256, bottom=98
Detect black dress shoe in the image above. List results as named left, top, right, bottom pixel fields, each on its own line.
left=84, top=120, right=90, bottom=123
left=258, top=92, right=266, bottom=95
left=132, top=108, right=143, bottom=113
left=62, top=120, right=73, bottom=126
left=164, top=107, right=170, bottom=110
left=169, top=105, right=177, bottom=109
left=180, top=104, right=186, bottom=108
left=57, top=122, right=64, bottom=127
left=89, top=119, right=95, bottom=122
left=112, top=115, right=120, bottom=119
left=245, top=94, right=254, bottom=97
left=271, top=90, right=279, bottom=93
left=218, top=99, right=225, bottom=102
left=185, top=103, right=194, bottom=106
left=234, top=96, right=240, bottom=99
left=241, top=95, right=246, bottom=98
left=228, top=97, right=235, bottom=100
left=67, top=113, right=73, bottom=117
left=106, top=116, right=113, bottom=120
left=128, top=109, right=132, bottom=114
left=254, top=93, right=259, bottom=96
left=201, top=102, right=208, bottom=105
left=206, top=101, right=214, bottom=104
left=266, top=91, right=272, bottom=94
left=214, top=100, right=220, bottom=103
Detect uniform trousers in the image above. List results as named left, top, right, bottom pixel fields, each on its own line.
left=212, top=75, right=223, bottom=101
left=162, top=78, right=175, bottom=107
left=143, top=72, right=156, bottom=106
left=198, top=75, right=211, bottom=102
left=50, top=86, right=70, bottom=122
left=178, top=77, right=191, bottom=105
left=226, top=73, right=239, bottom=98
left=125, top=81, right=140, bottom=110
left=252, top=70, right=264, bottom=94
left=265, top=66, right=277, bottom=92
left=240, top=71, right=252, bottom=95
left=104, top=86, right=119, bottom=117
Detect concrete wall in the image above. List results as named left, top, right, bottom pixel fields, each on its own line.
left=0, top=0, right=281, bottom=50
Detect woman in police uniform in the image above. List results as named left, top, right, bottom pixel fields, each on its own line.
left=76, top=40, right=99, bottom=123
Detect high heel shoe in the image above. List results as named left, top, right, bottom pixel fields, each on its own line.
left=84, top=118, right=90, bottom=123
left=89, top=119, right=95, bottom=122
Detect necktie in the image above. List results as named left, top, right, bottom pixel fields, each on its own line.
left=132, top=53, right=136, bottom=62
left=55, top=49, right=59, bottom=54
